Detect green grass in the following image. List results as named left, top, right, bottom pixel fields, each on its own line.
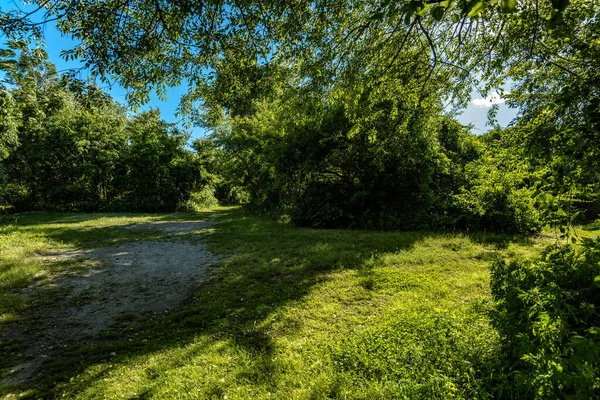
left=0, top=208, right=591, bottom=398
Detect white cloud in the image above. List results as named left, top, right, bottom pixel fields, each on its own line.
left=471, top=92, right=506, bottom=107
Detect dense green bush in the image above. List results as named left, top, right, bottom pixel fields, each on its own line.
left=490, top=238, right=600, bottom=398
left=287, top=114, right=539, bottom=233
left=179, top=186, right=219, bottom=211
left=107, top=111, right=208, bottom=212
left=192, top=137, right=249, bottom=205
left=210, top=67, right=542, bottom=233
left=449, top=161, right=540, bottom=234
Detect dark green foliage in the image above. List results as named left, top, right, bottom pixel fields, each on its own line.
left=0, top=45, right=215, bottom=213
left=110, top=110, right=206, bottom=212
left=289, top=101, right=444, bottom=230
left=191, top=137, right=248, bottom=206
left=220, top=91, right=539, bottom=233
left=490, top=239, right=600, bottom=398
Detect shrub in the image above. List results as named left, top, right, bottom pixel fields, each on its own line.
left=490, top=238, right=600, bottom=399
left=291, top=172, right=540, bottom=234
left=288, top=115, right=540, bottom=234
left=291, top=181, right=357, bottom=229
left=450, top=172, right=540, bottom=234
left=214, top=182, right=250, bottom=205
left=180, top=186, right=219, bottom=211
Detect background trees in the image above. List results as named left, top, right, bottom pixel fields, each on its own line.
left=0, top=44, right=216, bottom=212
left=213, top=76, right=539, bottom=232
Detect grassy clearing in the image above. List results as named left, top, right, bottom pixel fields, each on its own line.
left=0, top=208, right=595, bottom=398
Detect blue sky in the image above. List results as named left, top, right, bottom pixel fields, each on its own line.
left=457, top=90, right=518, bottom=134
left=38, top=21, right=209, bottom=139
left=1, top=0, right=517, bottom=138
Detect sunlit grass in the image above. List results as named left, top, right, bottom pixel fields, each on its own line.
left=0, top=208, right=595, bottom=398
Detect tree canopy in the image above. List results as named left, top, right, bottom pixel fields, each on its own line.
left=0, top=43, right=219, bottom=212
left=0, top=1, right=579, bottom=110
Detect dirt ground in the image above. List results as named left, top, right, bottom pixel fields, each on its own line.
left=1, top=219, right=222, bottom=386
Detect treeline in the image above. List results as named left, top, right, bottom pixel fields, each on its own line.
left=0, top=43, right=219, bottom=212
left=2, top=42, right=598, bottom=235
left=205, top=66, right=598, bottom=236
left=211, top=81, right=541, bottom=234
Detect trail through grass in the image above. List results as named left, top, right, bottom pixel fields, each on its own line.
left=0, top=208, right=594, bottom=398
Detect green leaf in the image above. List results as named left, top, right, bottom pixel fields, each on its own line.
left=451, top=13, right=460, bottom=23
left=550, top=10, right=564, bottom=24
left=432, top=6, right=445, bottom=21
left=501, top=0, right=517, bottom=13
left=467, top=1, right=485, bottom=17
left=552, top=0, right=570, bottom=11
left=370, top=11, right=385, bottom=20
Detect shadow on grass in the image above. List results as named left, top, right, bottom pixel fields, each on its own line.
left=0, top=208, right=532, bottom=397
left=467, top=231, right=536, bottom=250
